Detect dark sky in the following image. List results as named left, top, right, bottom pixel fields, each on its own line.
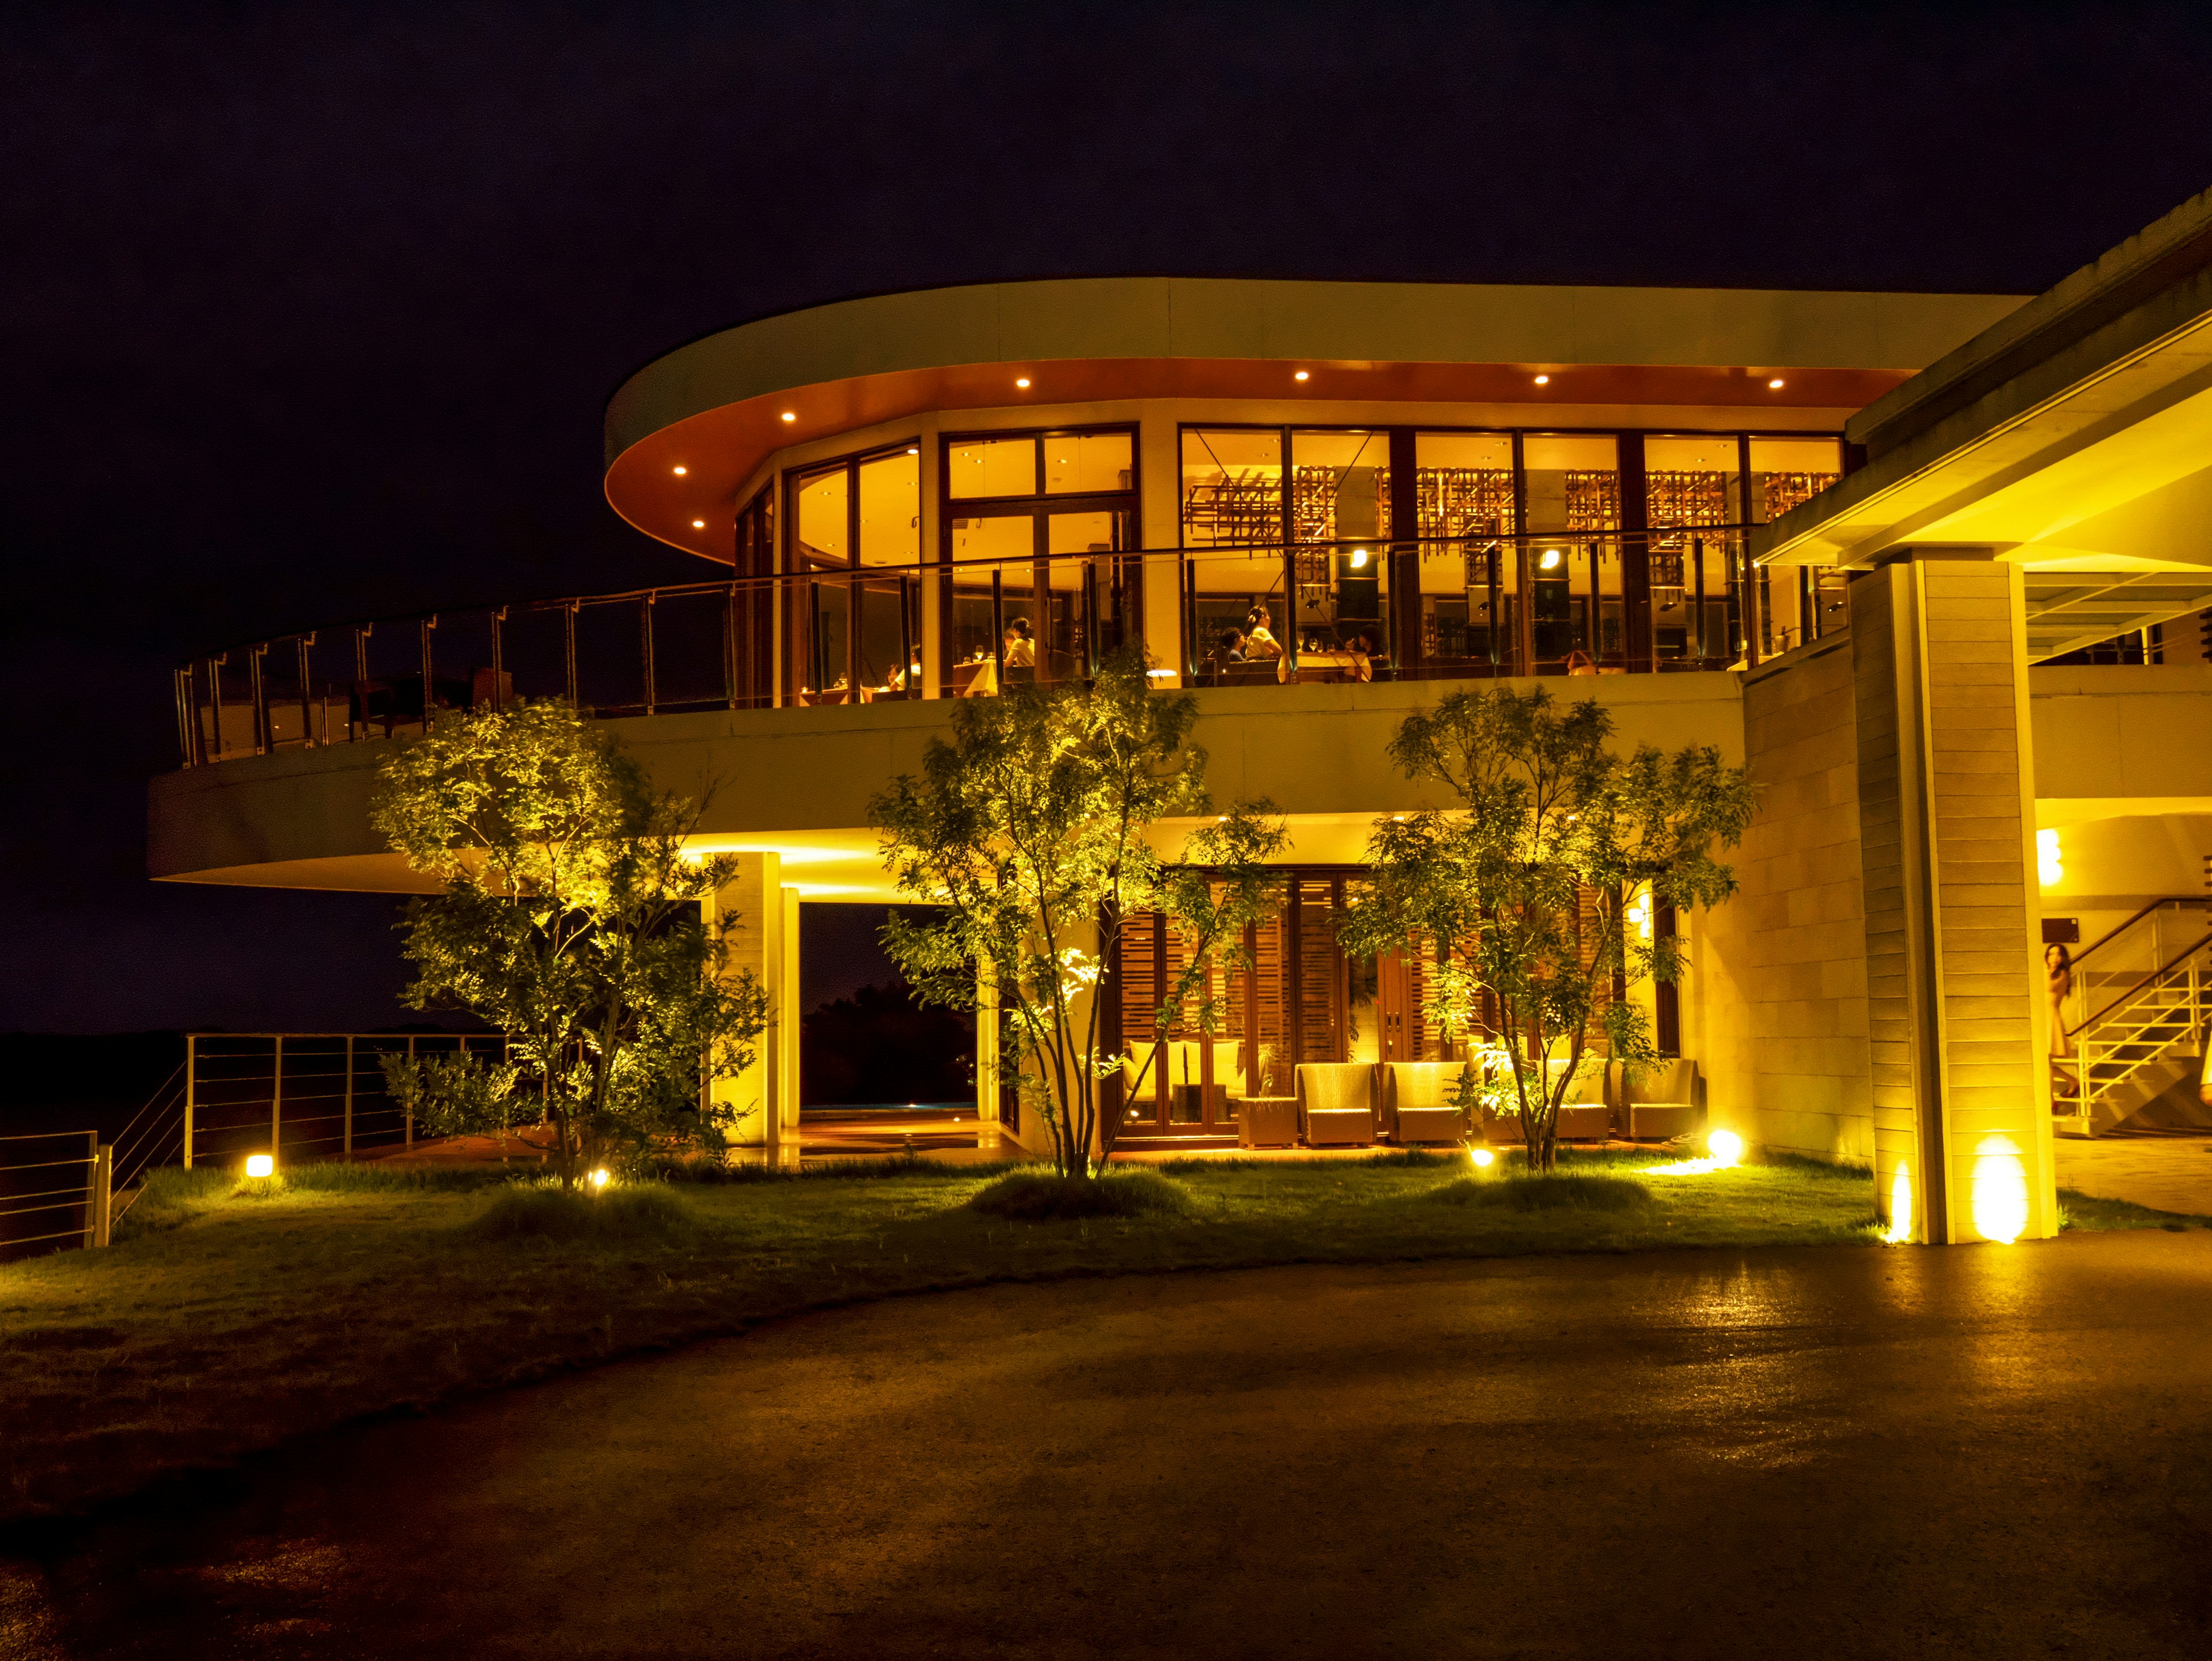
left=5, top=2, right=2211, bottom=1033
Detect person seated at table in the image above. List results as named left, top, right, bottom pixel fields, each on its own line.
left=1344, top=630, right=1376, bottom=683
left=1242, top=607, right=1283, bottom=660
left=1001, top=616, right=1037, bottom=683
left=1218, top=627, right=1245, bottom=664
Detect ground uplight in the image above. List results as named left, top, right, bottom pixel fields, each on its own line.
left=1469, top=1147, right=1495, bottom=1169
left=1707, top=1129, right=1744, bottom=1168
left=245, top=1153, right=274, bottom=1179
left=588, top=1167, right=611, bottom=1192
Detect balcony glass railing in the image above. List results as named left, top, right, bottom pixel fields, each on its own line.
left=169, top=530, right=1819, bottom=767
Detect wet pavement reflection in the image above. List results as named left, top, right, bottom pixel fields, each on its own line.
left=6, top=1233, right=2210, bottom=1659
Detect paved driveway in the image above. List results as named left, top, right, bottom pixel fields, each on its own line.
left=9, top=1234, right=2211, bottom=1660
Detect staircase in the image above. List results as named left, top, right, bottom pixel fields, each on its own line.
left=2055, top=899, right=2212, bottom=1137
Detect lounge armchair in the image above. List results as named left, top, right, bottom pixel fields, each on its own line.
left=1382, top=1061, right=1469, bottom=1145
left=1619, top=1058, right=1703, bottom=1140
left=1482, top=1057, right=1612, bottom=1141
left=1297, top=1062, right=1377, bottom=1146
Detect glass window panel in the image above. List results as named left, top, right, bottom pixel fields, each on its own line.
left=1044, top=432, right=1133, bottom=495
left=1289, top=430, right=1391, bottom=543
left=948, top=437, right=1038, bottom=500
left=1414, top=433, right=1517, bottom=661
left=1748, top=436, right=1844, bottom=523
left=796, top=466, right=848, bottom=566
left=1181, top=429, right=1282, bottom=547
left=857, top=449, right=919, bottom=566
left=949, top=512, right=1034, bottom=568
left=1522, top=434, right=1618, bottom=532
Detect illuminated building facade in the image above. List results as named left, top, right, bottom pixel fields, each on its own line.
left=151, top=189, right=2212, bottom=1242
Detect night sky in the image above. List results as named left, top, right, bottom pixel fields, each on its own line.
left=6, top=3, right=2212, bottom=1034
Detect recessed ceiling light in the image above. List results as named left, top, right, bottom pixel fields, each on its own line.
left=1533, top=374, right=1550, bottom=386
left=1768, top=377, right=1785, bottom=389
left=1294, top=370, right=1310, bottom=381
left=780, top=411, right=796, bottom=422
left=907, top=446, right=918, bottom=455
left=1015, top=377, right=1031, bottom=389
left=672, top=464, right=687, bottom=476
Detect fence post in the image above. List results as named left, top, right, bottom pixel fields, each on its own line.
left=344, top=1035, right=355, bottom=1162
left=93, top=1142, right=113, bottom=1248
left=271, top=1034, right=284, bottom=1163
left=406, top=1036, right=416, bottom=1147
left=183, top=1034, right=196, bottom=1169
left=82, top=1132, right=99, bottom=1249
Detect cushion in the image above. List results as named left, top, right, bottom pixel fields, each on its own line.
left=1298, top=1063, right=1374, bottom=1114
left=1305, top=1106, right=1376, bottom=1146
left=1395, top=1105, right=1464, bottom=1144
left=1622, top=1058, right=1699, bottom=1107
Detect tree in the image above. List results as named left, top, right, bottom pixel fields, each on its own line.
left=370, top=700, right=771, bottom=1187
left=871, top=653, right=1285, bottom=1178
left=1342, top=687, right=1754, bottom=1171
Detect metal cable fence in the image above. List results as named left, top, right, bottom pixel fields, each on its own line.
left=0, top=1130, right=105, bottom=1262
left=180, top=1033, right=513, bottom=1167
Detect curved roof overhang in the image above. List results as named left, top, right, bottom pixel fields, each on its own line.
left=605, top=277, right=2025, bottom=561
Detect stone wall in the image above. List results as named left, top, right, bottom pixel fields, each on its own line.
left=1684, top=630, right=1873, bottom=1161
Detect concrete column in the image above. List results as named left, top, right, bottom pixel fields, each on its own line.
left=706, top=853, right=795, bottom=1163
left=1850, top=552, right=2058, bottom=1243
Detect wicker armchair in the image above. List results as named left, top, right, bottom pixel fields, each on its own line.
left=1296, top=1062, right=1377, bottom=1146
left=1382, top=1062, right=1469, bottom=1145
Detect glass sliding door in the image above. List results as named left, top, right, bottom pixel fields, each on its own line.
left=1748, top=436, right=1846, bottom=653
left=1522, top=434, right=1620, bottom=672
left=787, top=443, right=921, bottom=704
left=1645, top=435, right=1743, bottom=669
left=1414, top=432, right=1518, bottom=675
left=941, top=426, right=1139, bottom=696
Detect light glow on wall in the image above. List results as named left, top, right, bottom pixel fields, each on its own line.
left=2037, top=828, right=2063, bottom=888
left=1885, top=1161, right=1914, bottom=1244
left=1970, top=1136, right=2029, bottom=1244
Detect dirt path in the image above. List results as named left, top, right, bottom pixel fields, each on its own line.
left=8, top=1234, right=2210, bottom=1659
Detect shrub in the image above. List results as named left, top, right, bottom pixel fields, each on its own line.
left=968, top=1170, right=1191, bottom=1222
left=463, top=1183, right=696, bottom=1242
left=1427, top=1172, right=1654, bottom=1214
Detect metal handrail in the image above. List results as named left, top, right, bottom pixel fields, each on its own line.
left=2070, top=896, right=2211, bottom=969
left=172, top=525, right=1771, bottom=768
left=2075, top=934, right=2212, bottom=1036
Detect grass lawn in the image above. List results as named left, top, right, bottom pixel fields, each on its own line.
left=0, top=1145, right=2179, bottom=1528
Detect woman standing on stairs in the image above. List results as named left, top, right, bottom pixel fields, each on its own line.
left=2046, top=943, right=2075, bottom=1099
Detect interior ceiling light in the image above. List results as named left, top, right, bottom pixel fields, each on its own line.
left=780, top=411, right=796, bottom=422
left=1540, top=548, right=1562, bottom=570
left=907, top=446, right=918, bottom=455
left=672, top=464, right=687, bottom=476
left=1533, top=373, right=1550, bottom=385
left=692, top=518, right=706, bottom=529
left=1294, top=370, right=1310, bottom=381
left=1015, top=377, right=1031, bottom=388
left=1768, top=377, right=1785, bottom=389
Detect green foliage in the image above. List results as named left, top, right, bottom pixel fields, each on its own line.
left=967, top=1169, right=1192, bottom=1221
left=379, top=1050, right=524, bottom=1139
left=1342, top=686, right=1754, bottom=1171
left=871, top=652, right=1285, bottom=1177
left=370, top=699, right=772, bottom=1187
left=463, top=1183, right=697, bottom=1242
left=1428, top=1173, right=1655, bottom=1212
